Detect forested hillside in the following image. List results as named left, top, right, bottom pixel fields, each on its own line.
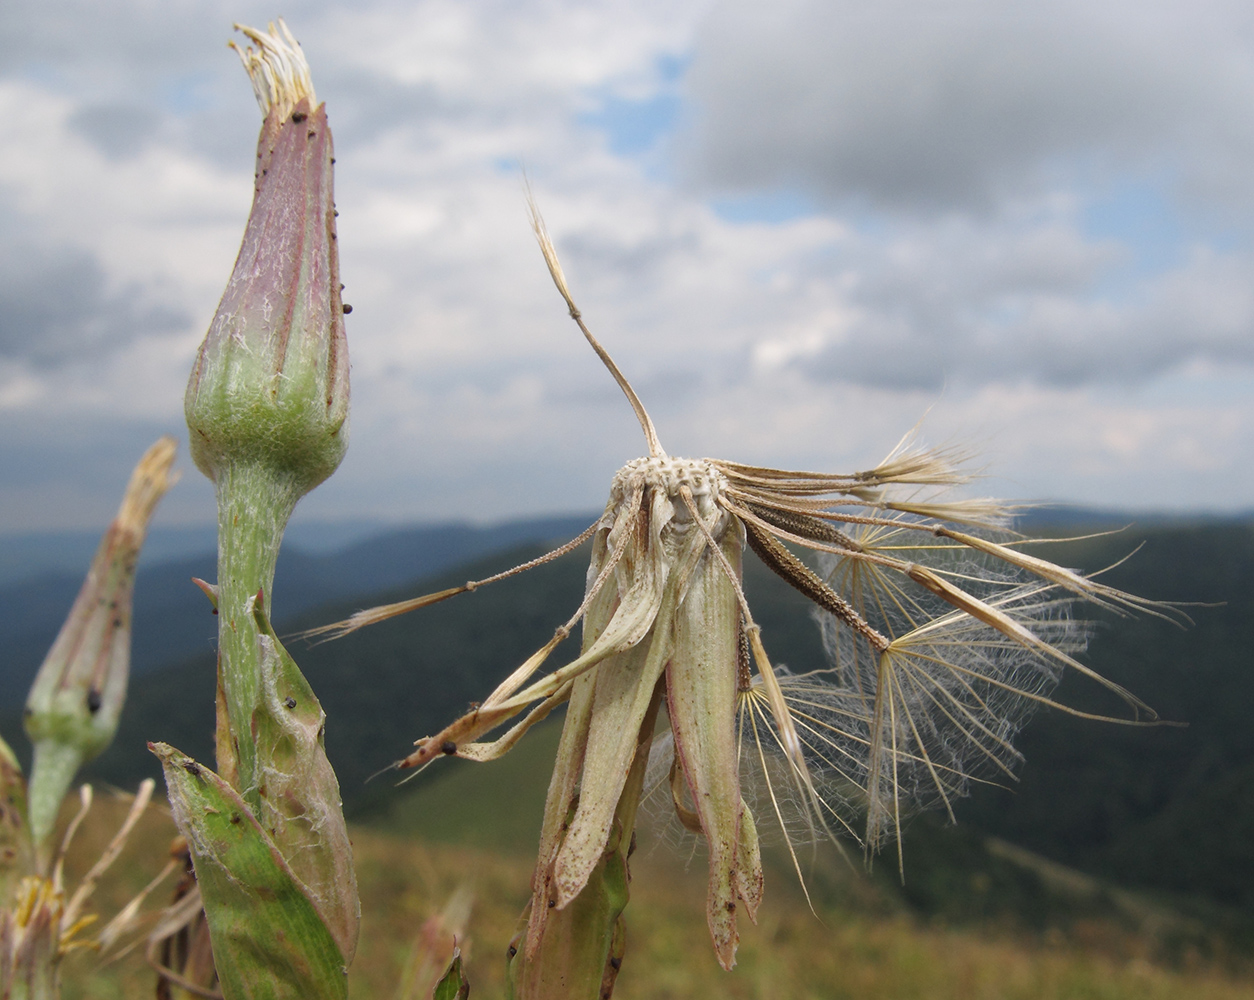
left=11, top=517, right=1249, bottom=924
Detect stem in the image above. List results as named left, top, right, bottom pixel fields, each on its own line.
left=509, top=679, right=663, bottom=999
left=26, top=742, right=80, bottom=871
left=214, top=459, right=301, bottom=806
left=9, top=945, right=60, bottom=1000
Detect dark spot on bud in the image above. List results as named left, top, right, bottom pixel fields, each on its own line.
left=547, top=899, right=556, bottom=908
left=507, top=945, right=518, bottom=959
left=212, top=608, right=218, bottom=616
left=334, top=209, right=339, bottom=217
left=182, top=761, right=201, bottom=777
left=330, top=157, right=336, bottom=164
left=291, top=111, right=307, bottom=123
left=725, top=901, right=736, bottom=912
left=609, top=957, right=621, bottom=970
left=86, top=690, right=102, bottom=714
left=342, top=303, right=353, bottom=314
left=284, top=697, right=297, bottom=709
left=440, top=740, right=457, bottom=755
left=230, top=813, right=241, bottom=824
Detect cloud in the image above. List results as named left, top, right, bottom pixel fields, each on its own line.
left=674, top=0, right=1254, bottom=391
left=0, top=239, right=187, bottom=366
left=785, top=223, right=1254, bottom=389
left=0, top=0, right=1252, bottom=532
left=685, top=0, right=1254, bottom=214
left=67, top=102, right=162, bottom=159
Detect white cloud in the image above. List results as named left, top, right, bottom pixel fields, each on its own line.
left=685, top=0, right=1254, bottom=213
left=0, top=0, right=1251, bottom=532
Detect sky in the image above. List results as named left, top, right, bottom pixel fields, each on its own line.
left=3, top=0, right=1254, bottom=535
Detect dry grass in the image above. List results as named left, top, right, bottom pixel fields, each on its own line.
left=51, top=791, right=1254, bottom=1000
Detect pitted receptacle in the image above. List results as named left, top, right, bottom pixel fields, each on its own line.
left=611, top=456, right=726, bottom=502
left=606, top=456, right=731, bottom=538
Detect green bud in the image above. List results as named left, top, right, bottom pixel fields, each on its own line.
left=24, top=437, right=177, bottom=857
left=185, top=21, right=348, bottom=496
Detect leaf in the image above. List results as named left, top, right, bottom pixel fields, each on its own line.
left=248, top=597, right=359, bottom=961
left=433, top=949, right=470, bottom=1000
left=667, top=533, right=747, bottom=970
left=152, top=743, right=348, bottom=1000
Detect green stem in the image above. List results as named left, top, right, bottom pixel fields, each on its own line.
left=9, top=961, right=59, bottom=1000
left=9, top=911, right=60, bottom=1000
left=508, top=680, right=663, bottom=1000
left=26, top=741, right=81, bottom=871
left=214, top=459, right=301, bottom=807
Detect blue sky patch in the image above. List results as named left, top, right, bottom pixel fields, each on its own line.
left=710, top=189, right=819, bottom=225
left=1083, top=180, right=1186, bottom=276
left=159, top=72, right=219, bottom=115
left=580, top=91, right=682, bottom=157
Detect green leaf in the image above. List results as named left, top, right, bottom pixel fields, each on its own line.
left=432, top=949, right=470, bottom=1000
left=248, top=597, right=359, bottom=960
left=152, top=743, right=348, bottom=1000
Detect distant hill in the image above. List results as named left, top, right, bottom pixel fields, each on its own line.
left=0, top=518, right=392, bottom=587
left=0, top=513, right=596, bottom=709
left=956, top=521, right=1254, bottom=910
left=75, top=532, right=832, bottom=812
left=5, top=513, right=1251, bottom=923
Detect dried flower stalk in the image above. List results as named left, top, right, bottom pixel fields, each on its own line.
left=320, top=204, right=1177, bottom=984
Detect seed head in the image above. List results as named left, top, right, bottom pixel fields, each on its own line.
left=316, top=204, right=1182, bottom=972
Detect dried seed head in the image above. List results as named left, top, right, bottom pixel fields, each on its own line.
left=610, top=457, right=730, bottom=533
left=319, top=196, right=1181, bottom=975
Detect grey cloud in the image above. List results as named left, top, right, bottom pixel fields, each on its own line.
left=68, top=102, right=161, bottom=159
left=0, top=0, right=336, bottom=89
left=685, top=0, right=1254, bottom=212
left=799, top=240, right=1254, bottom=389
left=0, top=0, right=341, bottom=169
left=0, top=242, right=188, bottom=367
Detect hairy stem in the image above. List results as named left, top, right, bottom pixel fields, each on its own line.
left=213, top=459, right=301, bottom=804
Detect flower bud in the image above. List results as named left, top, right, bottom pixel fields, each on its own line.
left=24, top=437, right=177, bottom=854
left=185, top=21, right=348, bottom=495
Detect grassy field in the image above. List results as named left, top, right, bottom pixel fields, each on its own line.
left=57, top=730, right=1254, bottom=1000
left=56, top=795, right=1254, bottom=1000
